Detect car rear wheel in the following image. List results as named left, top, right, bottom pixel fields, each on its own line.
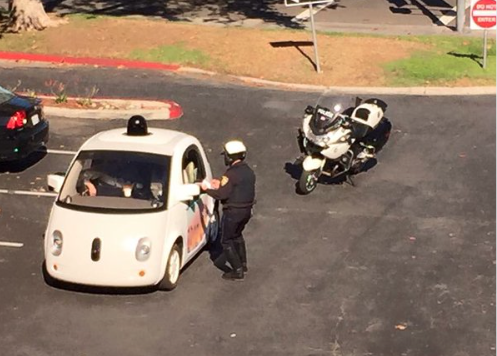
left=158, top=244, right=181, bottom=291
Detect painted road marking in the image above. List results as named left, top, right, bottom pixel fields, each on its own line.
left=0, top=241, right=24, bottom=248
left=44, top=149, right=77, bottom=155
left=292, top=1, right=335, bottom=21
left=0, top=189, right=57, bottom=197
left=439, top=2, right=472, bottom=25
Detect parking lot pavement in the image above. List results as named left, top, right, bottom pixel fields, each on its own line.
left=0, top=69, right=494, bottom=355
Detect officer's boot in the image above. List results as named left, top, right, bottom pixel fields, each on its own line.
left=222, top=243, right=244, bottom=281
left=235, top=240, right=248, bottom=273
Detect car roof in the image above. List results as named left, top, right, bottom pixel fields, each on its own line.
left=80, top=128, right=195, bottom=156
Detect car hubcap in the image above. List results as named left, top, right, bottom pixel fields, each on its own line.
left=168, top=250, right=180, bottom=284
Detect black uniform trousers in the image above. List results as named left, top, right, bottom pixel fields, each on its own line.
left=219, top=207, right=251, bottom=271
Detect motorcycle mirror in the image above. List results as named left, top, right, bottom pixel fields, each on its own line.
left=305, top=105, right=314, bottom=115
left=333, top=104, right=342, bottom=113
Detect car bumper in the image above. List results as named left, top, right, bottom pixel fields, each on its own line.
left=44, top=257, right=163, bottom=288
left=0, top=121, right=49, bottom=161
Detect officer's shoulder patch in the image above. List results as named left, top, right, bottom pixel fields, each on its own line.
left=221, top=176, right=229, bottom=186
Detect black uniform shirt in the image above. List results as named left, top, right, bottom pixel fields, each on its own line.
left=206, top=161, right=256, bottom=208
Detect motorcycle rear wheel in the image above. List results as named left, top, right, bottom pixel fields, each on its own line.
left=297, top=170, right=319, bottom=195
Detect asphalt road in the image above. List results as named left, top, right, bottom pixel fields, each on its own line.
left=0, top=66, right=495, bottom=356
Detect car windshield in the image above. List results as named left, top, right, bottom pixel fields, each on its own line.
left=58, top=150, right=171, bottom=212
left=0, top=86, right=14, bottom=105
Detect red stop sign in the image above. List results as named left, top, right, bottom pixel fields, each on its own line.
left=472, top=0, right=497, bottom=29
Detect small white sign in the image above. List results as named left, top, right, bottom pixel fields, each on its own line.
left=284, top=0, right=334, bottom=7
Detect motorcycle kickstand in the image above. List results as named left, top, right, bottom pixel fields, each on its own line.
left=346, top=174, right=356, bottom=187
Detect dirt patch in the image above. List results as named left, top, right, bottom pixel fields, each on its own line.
left=1, top=17, right=433, bottom=87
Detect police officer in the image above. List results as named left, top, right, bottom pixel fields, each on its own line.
left=201, top=140, right=256, bottom=281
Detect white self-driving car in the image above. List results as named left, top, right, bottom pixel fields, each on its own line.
left=44, top=117, right=218, bottom=290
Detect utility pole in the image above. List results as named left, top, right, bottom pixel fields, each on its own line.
left=457, top=0, right=466, bottom=32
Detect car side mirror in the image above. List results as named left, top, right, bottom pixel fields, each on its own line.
left=47, top=172, right=65, bottom=193
left=305, top=105, right=314, bottom=115
left=176, top=183, right=201, bottom=202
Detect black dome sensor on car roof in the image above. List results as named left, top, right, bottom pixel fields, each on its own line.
left=127, top=115, right=148, bottom=136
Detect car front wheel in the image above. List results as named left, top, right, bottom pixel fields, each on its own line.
left=158, top=243, right=181, bottom=291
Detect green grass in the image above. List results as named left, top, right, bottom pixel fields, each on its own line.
left=65, top=13, right=108, bottom=22
left=129, top=43, right=210, bottom=66
left=383, top=35, right=496, bottom=86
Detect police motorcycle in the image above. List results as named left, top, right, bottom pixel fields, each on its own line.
left=296, top=98, right=392, bottom=195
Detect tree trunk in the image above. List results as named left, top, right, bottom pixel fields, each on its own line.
left=10, top=0, right=53, bottom=32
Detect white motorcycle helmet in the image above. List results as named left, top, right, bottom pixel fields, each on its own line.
left=223, top=140, right=247, bottom=166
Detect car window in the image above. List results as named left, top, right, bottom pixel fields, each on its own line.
left=182, top=146, right=206, bottom=184
left=0, top=86, right=14, bottom=105
left=58, top=150, right=171, bottom=212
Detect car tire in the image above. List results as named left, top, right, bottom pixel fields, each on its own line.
left=158, top=244, right=182, bottom=291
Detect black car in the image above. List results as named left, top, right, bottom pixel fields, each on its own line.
left=0, top=86, right=49, bottom=162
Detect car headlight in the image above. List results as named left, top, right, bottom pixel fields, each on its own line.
left=51, top=230, right=63, bottom=256
left=135, top=238, right=152, bottom=262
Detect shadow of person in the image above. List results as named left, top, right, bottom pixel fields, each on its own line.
left=0, top=148, right=47, bottom=174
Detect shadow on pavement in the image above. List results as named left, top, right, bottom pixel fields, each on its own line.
left=0, top=149, right=48, bottom=174
left=387, top=0, right=456, bottom=30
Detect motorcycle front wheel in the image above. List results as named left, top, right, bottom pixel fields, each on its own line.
left=297, top=170, right=319, bottom=195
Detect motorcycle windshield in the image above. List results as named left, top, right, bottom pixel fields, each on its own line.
left=310, top=106, right=342, bottom=135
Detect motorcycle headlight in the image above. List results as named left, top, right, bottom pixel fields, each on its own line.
left=51, top=230, right=63, bottom=256
left=135, top=238, right=152, bottom=262
left=313, top=134, right=330, bottom=146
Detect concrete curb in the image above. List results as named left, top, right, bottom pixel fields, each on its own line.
left=227, top=75, right=497, bottom=96
left=172, top=67, right=497, bottom=96
left=34, top=96, right=183, bottom=120
left=0, top=51, right=180, bottom=71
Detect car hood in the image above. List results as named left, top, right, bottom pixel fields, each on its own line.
left=46, top=205, right=169, bottom=243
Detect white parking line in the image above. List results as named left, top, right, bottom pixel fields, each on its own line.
left=45, top=149, right=77, bottom=155
left=0, top=189, right=57, bottom=197
left=0, top=241, right=24, bottom=248
left=292, top=1, right=335, bottom=22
